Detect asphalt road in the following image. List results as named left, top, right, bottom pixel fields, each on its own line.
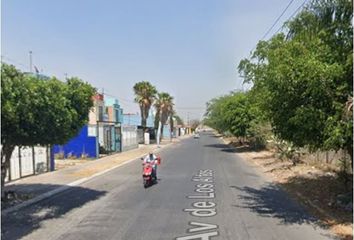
left=2, top=132, right=336, bottom=240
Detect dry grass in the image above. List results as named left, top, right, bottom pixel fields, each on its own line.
left=233, top=143, right=353, bottom=240
left=55, top=159, right=91, bottom=170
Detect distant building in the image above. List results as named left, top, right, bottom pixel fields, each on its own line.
left=23, top=72, right=51, bottom=80
left=89, top=94, right=105, bottom=125
left=105, top=97, right=123, bottom=124
left=123, top=111, right=156, bottom=143
left=122, top=111, right=155, bottom=128
left=53, top=93, right=140, bottom=159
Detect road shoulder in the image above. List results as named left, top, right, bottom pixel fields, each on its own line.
left=220, top=136, right=353, bottom=240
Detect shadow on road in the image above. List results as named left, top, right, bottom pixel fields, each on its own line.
left=230, top=184, right=320, bottom=225
left=1, top=184, right=107, bottom=240
left=204, top=143, right=250, bottom=153
left=209, top=135, right=222, bottom=138
left=204, top=143, right=227, bottom=148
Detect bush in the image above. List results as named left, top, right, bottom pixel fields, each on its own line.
left=268, top=136, right=302, bottom=165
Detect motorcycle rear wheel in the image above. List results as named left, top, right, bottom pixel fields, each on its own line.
left=143, top=179, right=149, bottom=188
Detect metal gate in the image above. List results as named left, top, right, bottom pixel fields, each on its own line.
left=97, top=121, right=121, bottom=155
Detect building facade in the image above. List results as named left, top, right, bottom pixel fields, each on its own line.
left=53, top=94, right=128, bottom=159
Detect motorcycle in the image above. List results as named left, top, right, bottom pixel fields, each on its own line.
left=141, top=156, right=161, bottom=188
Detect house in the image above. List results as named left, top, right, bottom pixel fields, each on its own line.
left=53, top=93, right=124, bottom=158
left=53, top=93, right=141, bottom=159
left=122, top=111, right=154, bottom=127
left=105, top=97, right=123, bottom=123
left=100, top=97, right=123, bottom=153
left=122, top=111, right=156, bottom=143
left=53, top=93, right=106, bottom=158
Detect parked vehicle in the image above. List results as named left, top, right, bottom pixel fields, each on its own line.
left=194, top=133, right=200, bottom=139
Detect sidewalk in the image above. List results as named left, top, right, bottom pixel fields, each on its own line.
left=2, top=136, right=190, bottom=214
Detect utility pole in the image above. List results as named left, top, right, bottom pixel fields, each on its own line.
left=157, top=120, right=162, bottom=148
left=29, top=51, right=33, bottom=73
left=156, top=111, right=163, bottom=147
left=187, top=112, right=190, bottom=135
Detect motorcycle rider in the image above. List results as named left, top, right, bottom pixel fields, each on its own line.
left=143, top=152, right=158, bottom=179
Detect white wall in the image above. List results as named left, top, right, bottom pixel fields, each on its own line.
left=121, top=125, right=138, bottom=151
left=5, top=146, right=49, bottom=182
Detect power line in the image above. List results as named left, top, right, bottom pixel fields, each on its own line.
left=175, top=107, right=205, bottom=110
left=273, top=0, right=309, bottom=35
left=100, top=91, right=137, bottom=107
left=1, top=55, right=28, bottom=69
left=2, top=56, right=204, bottom=115
left=103, top=90, right=204, bottom=113
left=249, top=0, right=309, bottom=55
left=178, top=111, right=202, bottom=117
left=260, top=0, right=296, bottom=40
left=2, top=54, right=54, bottom=78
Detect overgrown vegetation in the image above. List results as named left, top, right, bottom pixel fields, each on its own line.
left=204, top=91, right=269, bottom=148
left=204, top=0, right=352, bottom=171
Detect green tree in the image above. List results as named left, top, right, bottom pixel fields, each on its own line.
left=1, top=64, right=27, bottom=192
left=204, top=95, right=231, bottom=133
left=1, top=63, right=95, bottom=196
left=238, top=0, right=353, bottom=164
left=223, top=92, right=253, bottom=140
left=204, top=90, right=272, bottom=148
left=206, top=92, right=256, bottom=140
left=133, top=81, right=157, bottom=128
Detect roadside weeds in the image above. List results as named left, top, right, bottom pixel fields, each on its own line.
left=221, top=137, right=353, bottom=240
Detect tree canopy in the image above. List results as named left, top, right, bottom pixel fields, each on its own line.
left=237, top=0, right=352, bottom=159
left=204, top=91, right=256, bottom=138
left=133, top=81, right=157, bottom=128
left=1, top=63, right=96, bottom=193
left=205, top=0, right=352, bottom=164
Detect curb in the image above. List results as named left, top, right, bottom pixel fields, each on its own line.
left=2, top=139, right=181, bottom=215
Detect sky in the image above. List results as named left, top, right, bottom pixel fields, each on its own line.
left=2, top=0, right=307, bottom=122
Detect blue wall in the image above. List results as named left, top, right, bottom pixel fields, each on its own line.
left=162, top=124, right=171, bottom=138
left=53, top=125, right=97, bottom=158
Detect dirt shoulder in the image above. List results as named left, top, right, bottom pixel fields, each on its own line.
left=222, top=137, right=353, bottom=240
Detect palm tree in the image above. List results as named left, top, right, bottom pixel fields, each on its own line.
left=169, top=110, right=176, bottom=138
left=133, top=81, right=157, bottom=128
left=154, top=92, right=174, bottom=140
